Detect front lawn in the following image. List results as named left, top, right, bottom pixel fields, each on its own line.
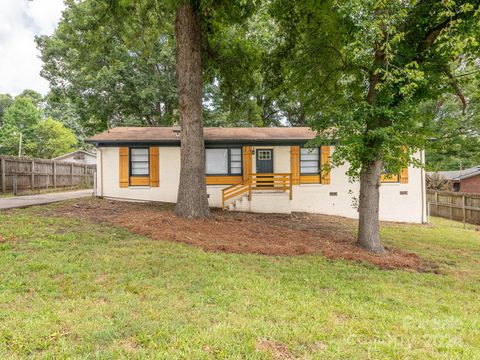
left=0, top=200, right=479, bottom=358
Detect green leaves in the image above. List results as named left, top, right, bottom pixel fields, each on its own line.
left=0, top=96, right=40, bottom=156
left=30, top=118, right=78, bottom=159
left=37, top=0, right=274, bottom=130
left=37, top=0, right=179, bottom=134
left=272, top=0, right=479, bottom=176
left=0, top=93, right=80, bottom=159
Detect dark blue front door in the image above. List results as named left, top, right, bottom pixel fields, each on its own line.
left=256, top=149, right=273, bottom=173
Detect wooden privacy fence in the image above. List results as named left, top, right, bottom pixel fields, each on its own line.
left=0, top=155, right=96, bottom=194
left=427, top=190, right=480, bottom=225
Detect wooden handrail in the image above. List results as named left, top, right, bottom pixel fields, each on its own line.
left=221, top=173, right=293, bottom=209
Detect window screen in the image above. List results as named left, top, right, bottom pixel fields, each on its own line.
left=300, top=148, right=319, bottom=174
left=205, top=148, right=242, bottom=175
left=130, top=148, right=149, bottom=176
left=206, top=148, right=228, bottom=174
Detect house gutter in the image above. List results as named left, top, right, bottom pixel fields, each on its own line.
left=85, top=139, right=332, bottom=147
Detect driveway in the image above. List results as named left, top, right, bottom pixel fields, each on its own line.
left=0, top=189, right=93, bottom=210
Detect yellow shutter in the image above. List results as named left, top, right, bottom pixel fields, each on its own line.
left=321, top=146, right=331, bottom=184
left=243, top=146, right=252, bottom=181
left=119, top=147, right=129, bottom=188
left=149, top=146, right=159, bottom=187
left=130, top=177, right=150, bottom=186
left=400, top=167, right=408, bottom=183
left=290, top=146, right=300, bottom=185
left=400, top=146, right=408, bottom=183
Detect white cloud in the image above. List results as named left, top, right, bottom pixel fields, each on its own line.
left=0, top=0, right=65, bottom=96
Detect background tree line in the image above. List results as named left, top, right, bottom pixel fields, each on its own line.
left=0, top=90, right=79, bottom=158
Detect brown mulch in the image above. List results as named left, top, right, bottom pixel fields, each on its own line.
left=41, top=197, right=435, bottom=271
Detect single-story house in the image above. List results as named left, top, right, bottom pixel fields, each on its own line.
left=87, top=127, right=427, bottom=223
left=428, top=166, right=480, bottom=193
left=52, top=150, right=97, bottom=165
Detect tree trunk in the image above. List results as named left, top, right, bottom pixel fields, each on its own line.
left=174, top=3, right=210, bottom=218
left=356, top=32, right=386, bottom=252
left=357, top=158, right=385, bottom=253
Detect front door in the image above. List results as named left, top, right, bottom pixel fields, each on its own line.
left=256, top=149, right=273, bottom=173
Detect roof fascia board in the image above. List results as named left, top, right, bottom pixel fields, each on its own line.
left=89, top=139, right=321, bottom=147
left=459, top=171, right=480, bottom=180
left=52, top=150, right=96, bottom=160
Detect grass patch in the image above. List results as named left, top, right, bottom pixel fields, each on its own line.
left=0, top=206, right=479, bottom=358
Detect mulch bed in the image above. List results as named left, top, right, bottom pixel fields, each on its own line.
left=42, top=197, right=434, bottom=271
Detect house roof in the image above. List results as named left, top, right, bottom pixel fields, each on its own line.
left=52, top=150, right=96, bottom=161
left=428, top=166, right=480, bottom=181
left=87, top=126, right=318, bottom=145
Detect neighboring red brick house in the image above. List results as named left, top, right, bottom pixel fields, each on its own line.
left=429, top=166, right=480, bottom=194
left=459, top=172, right=480, bottom=193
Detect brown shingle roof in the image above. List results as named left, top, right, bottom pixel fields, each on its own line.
left=87, top=127, right=318, bottom=144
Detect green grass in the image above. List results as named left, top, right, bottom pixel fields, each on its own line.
left=0, top=206, right=479, bottom=359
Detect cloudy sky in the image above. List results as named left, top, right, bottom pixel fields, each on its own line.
left=0, top=0, right=65, bottom=96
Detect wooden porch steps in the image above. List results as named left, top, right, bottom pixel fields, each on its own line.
left=227, top=194, right=251, bottom=212
left=221, top=173, right=293, bottom=210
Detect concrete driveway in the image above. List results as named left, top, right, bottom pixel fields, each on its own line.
left=0, top=189, right=93, bottom=210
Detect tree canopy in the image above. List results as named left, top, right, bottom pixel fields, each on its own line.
left=425, top=76, right=480, bottom=171
left=36, top=0, right=275, bottom=134
left=30, top=118, right=78, bottom=159
left=269, top=0, right=480, bottom=251
left=36, top=0, right=178, bottom=135
left=0, top=91, right=79, bottom=158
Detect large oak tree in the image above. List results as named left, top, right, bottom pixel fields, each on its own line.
left=174, top=0, right=259, bottom=217
left=39, top=0, right=258, bottom=218
left=271, top=0, right=480, bottom=251
left=173, top=3, right=209, bottom=217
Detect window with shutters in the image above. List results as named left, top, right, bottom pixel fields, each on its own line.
left=130, top=148, right=150, bottom=176
left=205, top=147, right=242, bottom=175
left=381, top=148, right=409, bottom=183
left=381, top=168, right=399, bottom=183
left=300, top=147, right=320, bottom=174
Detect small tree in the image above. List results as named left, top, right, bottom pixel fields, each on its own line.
left=0, top=97, right=41, bottom=156
left=29, top=118, right=78, bottom=159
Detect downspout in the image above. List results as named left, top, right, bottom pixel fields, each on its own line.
left=96, top=147, right=104, bottom=197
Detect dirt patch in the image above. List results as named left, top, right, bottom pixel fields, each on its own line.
left=118, top=338, right=138, bottom=352
left=257, top=339, right=296, bottom=359
left=42, top=198, right=433, bottom=271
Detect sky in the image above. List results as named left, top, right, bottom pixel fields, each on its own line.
left=0, top=0, right=65, bottom=96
